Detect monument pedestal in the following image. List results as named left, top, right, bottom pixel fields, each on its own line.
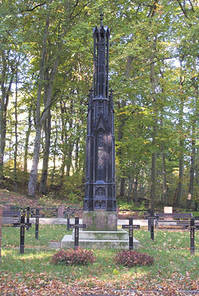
left=82, top=210, right=117, bottom=231
left=60, top=210, right=140, bottom=249
left=61, top=229, right=140, bottom=249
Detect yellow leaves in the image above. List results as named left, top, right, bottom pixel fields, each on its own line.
left=112, top=268, right=119, bottom=275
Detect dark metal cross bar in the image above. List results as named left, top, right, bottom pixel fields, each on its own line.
left=148, top=216, right=156, bottom=241
left=35, top=209, right=40, bottom=240
left=26, top=207, right=31, bottom=230
left=69, top=217, right=86, bottom=250
left=122, top=218, right=140, bottom=250
left=190, top=218, right=195, bottom=255
left=64, top=207, right=76, bottom=231
left=189, top=217, right=199, bottom=255
left=13, top=208, right=32, bottom=254
left=147, top=211, right=159, bottom=241
left=20, top=211, right=25, bottom=254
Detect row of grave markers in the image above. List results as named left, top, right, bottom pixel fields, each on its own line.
left=147, top=214, right=199, bottom=255
left=1, top=207, right=199, bottom=256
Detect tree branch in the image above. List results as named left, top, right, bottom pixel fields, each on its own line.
left=21, top=2, right=46, bottom=13
left=176, top=0, right=189, bottom=18
left=147, top=0, right=159, bottom=18
left=188, top=0, right=195, bottom=12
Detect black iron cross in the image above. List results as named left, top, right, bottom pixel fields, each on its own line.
left=189, top=217, right=199, bottom=255
left=64, top=207, right=76, bottom=231
left=13, top=209, right=31, bottom=254
left=122, top=218, right=140, bottom=250
left=147, top=211, right=158, bottom=241
left=69, top=217, right=86, bottom=250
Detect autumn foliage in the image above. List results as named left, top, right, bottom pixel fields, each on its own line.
left=115, top=250, right=154, bottom=267
left=51, top=248, right=95, bottom=265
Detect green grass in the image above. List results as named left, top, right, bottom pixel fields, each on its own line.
left=0, top=226, right=199, bottom=285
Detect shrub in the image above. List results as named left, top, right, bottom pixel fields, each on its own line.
left=51, top=248, right=95, bottom=265
left=115, top=250, right=154, bottom=267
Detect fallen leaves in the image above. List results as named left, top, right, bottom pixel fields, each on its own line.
left=0, top=272, right=198, bottom=296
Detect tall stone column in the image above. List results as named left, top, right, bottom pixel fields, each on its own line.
left=83, top=15, right=117, bottom=230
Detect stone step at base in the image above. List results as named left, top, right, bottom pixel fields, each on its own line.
left=72, top=229, right=129, bottom=241
left=60, top=234, right=140, bottom=250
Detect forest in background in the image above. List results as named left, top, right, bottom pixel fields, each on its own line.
left=1, top=0, right=199, bottom=209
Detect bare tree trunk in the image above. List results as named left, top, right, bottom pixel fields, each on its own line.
left=28, top=15, right=49, bottom=197
left=161, top=152, right=168, bottom=204
left=24, top=105, right=32, bottom=173
left=117, top=101, right=126, bottom=198
left=28, top=13, right=59, bottom=196
left=14, top=70, right=18, bottom=191
left=39, top=112, right=51, bottom=194
left=0, top=51, right=14, bottom=179
left=28, top=124, right=43, bottom=196
left=175, top=63, right=185, bottom=207
left=187, top=125, right=195, bottom=208
left=132, top=175, right=138, bottom=203
left=74, top=137, right=79, bottom=172
left=127, top=177, right=133, bottom=203
left=149, top=37, right=158, bottom=212
left=50, top=118, right=58, bottom=184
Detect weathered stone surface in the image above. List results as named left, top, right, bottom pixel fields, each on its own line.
left=60, top=231, right=140, bottom=250
left=73, top=229, right=128, bottom=240
left=48, top=241, right=61, bottom=249
left=83, top=210, right=117, bottom=231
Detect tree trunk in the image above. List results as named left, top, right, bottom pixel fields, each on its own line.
left=133, top=175, right=138, bottom=203
left=39, top=112, right=51, bottom=194
left=175, top=62, right=185, bottom=207
left=50, top=118, right=58, bottom=184
left=24, top=105, right=32, bottom=173
left=28, top=126, right=42, bottom=196
left=28, top=15, right=49, bottom=196
left=149, top=37, right=158, bottom=211
left=0, top=50, right=14, bottom=179
left=161, top=152, right=168, bottom=204
left=127, top=177, right=133, bottom=203
left=14, top=71, right=18, bottom=191
left=187, top=125, right=195, bottom=208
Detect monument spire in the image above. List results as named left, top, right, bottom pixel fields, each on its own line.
left=100, top=12, right=103, bottom=27
left=83, top=15, right=117, bottom=219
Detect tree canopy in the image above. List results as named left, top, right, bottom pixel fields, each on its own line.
left=0, top=0, right=199, bottom=209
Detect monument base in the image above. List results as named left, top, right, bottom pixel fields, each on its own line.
left=82, top=210, right=117, bottom=231
left=60, top=229, right=140, bottom=250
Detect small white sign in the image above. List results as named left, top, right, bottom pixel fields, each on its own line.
left=164, top=206, right=173, bottom=214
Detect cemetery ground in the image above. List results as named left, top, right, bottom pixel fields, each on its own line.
left=0, top=225, right=199, bottom=296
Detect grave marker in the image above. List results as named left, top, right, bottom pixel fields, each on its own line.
left=69, top=217, right=86, bottom=249
left=12, top=209, right=32, bottom=254
left=35, top=209, right=40, bottom=240
left=64, top=207, right=76, bottom=231
left=189, top=217, right=199, bottom=255
left=122, top=218, right=140, bottom=250
left=20, top=210, right=25, bottom=254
